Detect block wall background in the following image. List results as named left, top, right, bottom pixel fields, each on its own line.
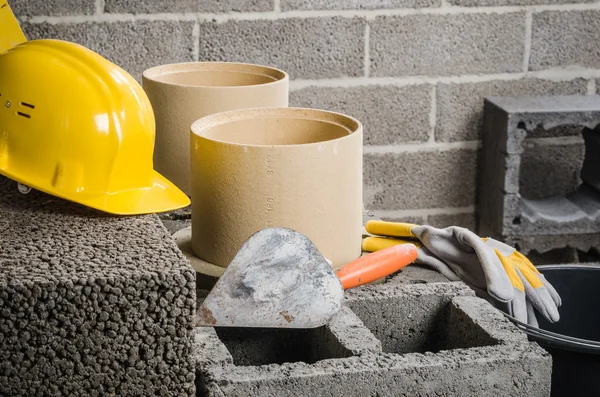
left=12, top=0, right=599, bottom=230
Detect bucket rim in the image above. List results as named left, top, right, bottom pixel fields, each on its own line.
left=504, top=263, right=600, bottom=354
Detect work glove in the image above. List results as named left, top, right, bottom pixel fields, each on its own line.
left=362, top=220, right=562, bottom=327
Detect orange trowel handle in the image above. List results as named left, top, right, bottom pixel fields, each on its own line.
left=336, top=243, right=419, bottom=290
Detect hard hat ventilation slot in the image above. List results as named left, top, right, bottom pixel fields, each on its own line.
left=20, top=102, right=35, bottom=109
left=1, top=4, right=7, bottom=9
left=17, top=112, right=31, bottom=119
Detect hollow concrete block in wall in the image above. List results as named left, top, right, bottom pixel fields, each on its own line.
left=0, top=176, right=196, bottom=396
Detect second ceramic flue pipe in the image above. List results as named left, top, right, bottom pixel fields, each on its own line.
left=142, top=62, right=289, bottom=195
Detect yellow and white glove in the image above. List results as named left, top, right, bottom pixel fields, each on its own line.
left=363, top=220, right=562, bottom=327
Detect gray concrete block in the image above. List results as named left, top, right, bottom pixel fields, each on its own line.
left=449, top=0, right=594, bottom=5
left=478, top=95, right=600, bottom=247
left=378, top=214, right=426, bottom=225
left=506, top=233, right=600, bottom=254
left=198, top=17, right=365, bottom=79
left=437, top=79, right=588, bottom=142
left=364, top=148, right=478, bottom=211
left=0, top=177, right=196, bottom=396
left=426, top=212, right=476, bottom=230
left=196, top=282, right=551, bottom=396
left=370, top=13, right=525, bottom=77
left=290, top=85, right=432, bottom=145
left=387, top=264, right=452, bottom=284
left=11, top=0, right=95, bottom=16
left=22, top=21, right=195, bottom=81
left=520, top=141, right=585, bottom=200
left=159, top=206, right=192, bottom=235
left=281, top=0, right=439, bottom=10
left=104, top=0, right=272, bottom=13
left=530, top=11, right=600, bottom=71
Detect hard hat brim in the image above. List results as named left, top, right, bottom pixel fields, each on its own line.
left=0, top=169, right=190, bottom=216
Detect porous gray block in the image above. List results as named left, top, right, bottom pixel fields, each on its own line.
left=11, top=0, right=95, bottom=16
left=364, top=148, right=477, bottom=211
left=198, top=17, right=365, bottom=79
left=0, top=177, right=196, bottom=396
left=426, top=212, right=476, bottom=230
left=159, top=206, right=192, bottom=235
left=478, top=95, right=600, bottom=249
left=387, top=264, right=452, bottom=284
left=436, top=79, right=587, bottom=142
left=22, top=20, right=195, bottom=81
left=290, top=85, right=432, bottom=145
left=370, top=13, right=525, bottom=77
left=281, top=0, right=439, bottom=10
left=520, top=141, right=585, bottom=200
left=506, top=233, right=600, bottom=254
left=105, top=0, right=272, bottom=13
left=530, top=11, right=600, bottom=71
left=449, top=0, right=594, bottom=5
left=196, top=282, right=552, bottom=396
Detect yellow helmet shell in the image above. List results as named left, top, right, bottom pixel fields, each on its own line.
left=0, top=39, right=190, bottom=214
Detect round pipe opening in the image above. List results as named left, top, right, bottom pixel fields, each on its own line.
left=142, top=62, right=288, bottom=88
left=191, top=107, right=361, bottom=147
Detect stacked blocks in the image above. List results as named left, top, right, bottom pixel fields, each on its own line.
left=195, top=281, right=552, bottom=397
left=0, top=177, right=196, bottom=396
left=478, top=95, right=600, bottom=254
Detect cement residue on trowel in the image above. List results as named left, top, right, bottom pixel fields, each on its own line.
left=196, top=228, right=345, bottom=328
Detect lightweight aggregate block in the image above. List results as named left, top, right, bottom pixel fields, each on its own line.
left=22, top=21, right=196, bottom=81
left=195, top=282, right=551, bottom=396
left=530, top=10, right=600, bottom=71
left=105, top=0, right=272, bottom=13
left=290, top=84, right=432, bottom=145
left=281, top=0, right=439, bottom=10
left=369, top=13, right=525, bottom=77
left=478, top=95, right=600, bottom=252
left=197, top=17, right=365, bottom=79
left=0, top=177, right=196, bottom=396
left=364, top=148, right=477, bottom=211
left=436, top=79, right=587, bottom=142
left=11, top=0, right=95, bottom=16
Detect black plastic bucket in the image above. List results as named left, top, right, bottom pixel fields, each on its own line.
left=505, top=264, right=600, bottom=397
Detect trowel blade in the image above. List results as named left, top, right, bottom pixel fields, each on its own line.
left=195, top=227, right=345, bottom=328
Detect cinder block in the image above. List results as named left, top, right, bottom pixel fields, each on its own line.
left=104, top=0, right=272, bottom=13
left=530, top=11, right=600, bottom=71
left=426, top=212, right=476, bottom=230
left=449, top=0, right=594, bottom=5
left=11, top=0, right=95, bottom=16
left=478, top=95, right=600, bottom=249
left=198, top=18, right=365, bottom=79
left=436, top=79, right=588, bottom=142
left=0, top=177, right=196, bottom=396
left=370, top=13, right=525, bottom=77
left=22, top=21, right=195, bottom=81
left=196, top=282, right=552, bottom=396
left=387, top=264, right=452, bottom=284
left=364, top=148, right=478, bottom=211
left=281, top=0, right=439, bottom=10
left=520, top=141, right=585, bottom=200
left=290, top=85, right=432, bottom=145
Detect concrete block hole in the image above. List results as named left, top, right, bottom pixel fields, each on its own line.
left=346, top=294, right=497, bottom=355
left=517, top=124, right=600, bottom=227
left=214, top=326, right=352, bottom=366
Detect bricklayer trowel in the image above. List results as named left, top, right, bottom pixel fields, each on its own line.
left=195, top=227, right=418, bottom=329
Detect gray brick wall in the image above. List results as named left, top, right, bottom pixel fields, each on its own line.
left=12, top=0, right=600, bottom=230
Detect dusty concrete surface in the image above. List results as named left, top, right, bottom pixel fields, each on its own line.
left=478, top=95, right=600, bottom=255
left=0, top=177, right=196, bottom=396
left=195, top=282, right=552, bottom=396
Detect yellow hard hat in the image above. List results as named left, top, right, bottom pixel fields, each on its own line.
left=0, top=38, right=191, bottom=215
